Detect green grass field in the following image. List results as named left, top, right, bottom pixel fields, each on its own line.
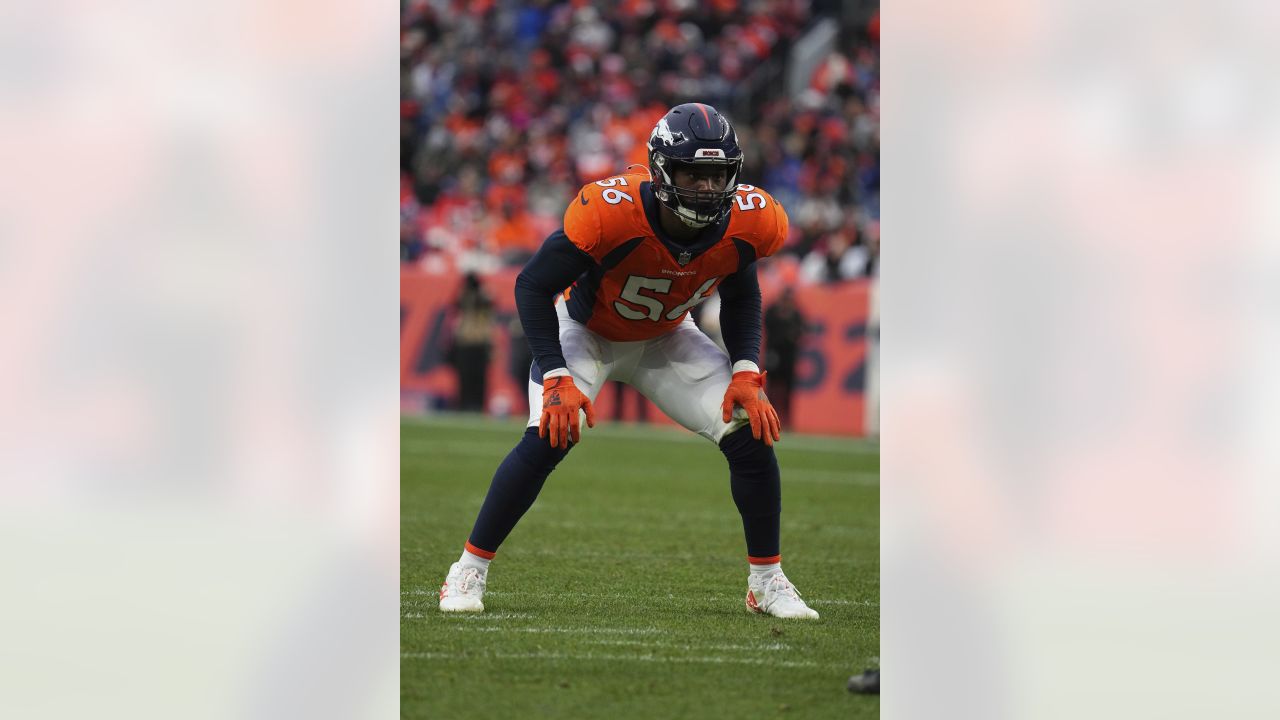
left=402, top=415, right=879, bottom=719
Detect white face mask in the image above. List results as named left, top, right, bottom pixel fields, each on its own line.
left=673, top=203, right=714, bottom=228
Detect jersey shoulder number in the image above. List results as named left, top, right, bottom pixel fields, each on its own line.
left=562, top=173, right=648, bottom=261
left=727, top=184, right=789, bottom=259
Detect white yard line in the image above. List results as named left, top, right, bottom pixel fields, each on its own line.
left=403, top=588, right=877, bottom=608
left=404, top=612, right=534, bottom=620
left=582, top=638, right=792, bottom=652
left=449, top=626, right=665, bottom=635
left=808, top=598, right=878, bottom=607
left=400, top=650, right=822, bottom=668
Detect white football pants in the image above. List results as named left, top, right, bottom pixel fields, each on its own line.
left=525, top=301, right=751, bottom=444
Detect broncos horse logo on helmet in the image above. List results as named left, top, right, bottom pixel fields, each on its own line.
left=647, top=103, right=743, bottom=228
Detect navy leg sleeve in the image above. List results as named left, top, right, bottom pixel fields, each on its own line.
left=719, top=425, right=782, bottom=559
left=467, top=427, right=573, bottom=554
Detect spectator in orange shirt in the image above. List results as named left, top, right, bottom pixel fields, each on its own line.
left=490, top=200, right=540, bottom=266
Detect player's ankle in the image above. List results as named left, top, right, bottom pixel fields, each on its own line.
left=459, top=542, right=494, bottom=572
left=748, top=557, right=781, bottom=578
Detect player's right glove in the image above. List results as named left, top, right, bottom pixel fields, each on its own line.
left=538, top=375, right=596, bottom=450
left=720, top=370, right=783, bottom=446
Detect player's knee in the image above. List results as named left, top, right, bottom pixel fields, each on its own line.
left=721, top=426, right=780, bottom=516
left=719, top=425, right=779, bottom=471
left=513, top=426, right=573, bottom=473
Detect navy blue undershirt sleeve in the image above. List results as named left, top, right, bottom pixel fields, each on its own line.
left=717, top=262, right=764, bottom=367
left=514, top=229, right=597, bottom=374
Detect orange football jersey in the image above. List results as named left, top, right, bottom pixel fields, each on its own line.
left=560, top=172, right=787, bottom=342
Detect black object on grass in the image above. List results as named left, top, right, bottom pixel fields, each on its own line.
left=847, top=669, right=879, bottom=694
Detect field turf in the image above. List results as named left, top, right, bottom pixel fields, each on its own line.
left=402, top=415, right=880, bottom=719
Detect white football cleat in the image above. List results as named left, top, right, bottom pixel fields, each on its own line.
left=439, top=562, right=486, bottom=612
left=745, top=571, right=820, bottom=620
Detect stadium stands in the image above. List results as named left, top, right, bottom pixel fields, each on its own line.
left=400, top=0, right=879, bottom=282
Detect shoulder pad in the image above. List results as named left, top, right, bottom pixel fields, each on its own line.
left=562, top=174, right=648, bottom=262
left=727, top=184, right=789, bottom=259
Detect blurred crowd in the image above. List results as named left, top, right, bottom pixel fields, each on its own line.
left=401, top=0, right=879, bottom=284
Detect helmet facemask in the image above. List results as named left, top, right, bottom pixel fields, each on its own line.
left=650, top=154, right=742, bottom=228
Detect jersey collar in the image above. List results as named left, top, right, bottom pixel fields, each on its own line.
left=640, top=181, right=732, bottom=265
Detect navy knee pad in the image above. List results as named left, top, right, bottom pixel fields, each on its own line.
left=513, top=426, right=573, bottom=472
left=720, top=425, right=782, bottom=516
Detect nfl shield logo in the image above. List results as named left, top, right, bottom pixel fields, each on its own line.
left=678, top=251, right=692, bottom=266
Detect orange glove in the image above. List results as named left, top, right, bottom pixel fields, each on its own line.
left=720, top=371, right=782, bottom=446
left=538, top=375, right=596, bottom=449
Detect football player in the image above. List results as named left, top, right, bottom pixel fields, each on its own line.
left=438, top=103, right=820, bottom=620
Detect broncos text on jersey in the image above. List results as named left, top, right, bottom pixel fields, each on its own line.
left=560, top=172, right=787, bottom=342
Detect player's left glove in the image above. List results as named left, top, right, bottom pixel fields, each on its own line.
left=720, top=370, right=782, bottom=446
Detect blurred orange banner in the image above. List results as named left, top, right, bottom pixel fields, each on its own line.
left=401, top=268, right=873, bottom=436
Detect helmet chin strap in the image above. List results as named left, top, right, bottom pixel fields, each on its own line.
left=675, top=206, right=713, bottom=228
